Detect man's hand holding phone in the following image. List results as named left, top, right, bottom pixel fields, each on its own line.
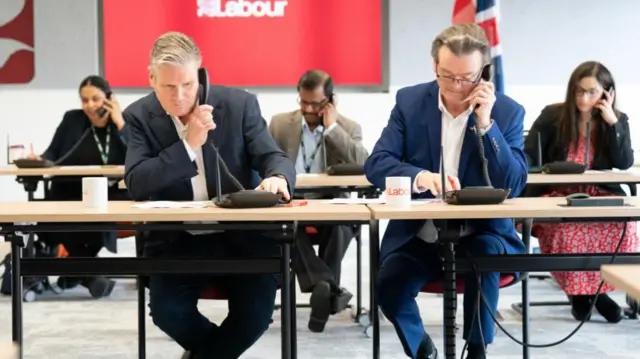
left=415, top=171, right=461, bottom=196
left=185, top=104, right=215, bottom=150
left=466, top=80, right=495, bottom=129
left=319, top=100, right=338, bottom=128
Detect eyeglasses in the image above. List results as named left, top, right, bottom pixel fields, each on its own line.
left=436, top=67, right=482, bottom=87
left=575, top=89, right=601, bottom=99
left=298, top=97, right=330, bottom=110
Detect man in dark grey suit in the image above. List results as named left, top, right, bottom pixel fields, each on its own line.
left=123, top=31, right=296, bottom=359
left=269, top=70, right=369, bottom=332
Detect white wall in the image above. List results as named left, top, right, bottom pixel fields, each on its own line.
left=1, top=0, right=639, bottom=202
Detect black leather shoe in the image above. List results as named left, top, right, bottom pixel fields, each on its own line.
left=416, top=334, right=438, bottom=359
left=83, top=276, right=115, bottom=299
left=308, top=280, right=332, bottom=332
left=595, top=293, right=624, bottom=323
left=57, top=276, right=82, bottom=290
left=331, top=287, right=353, bottom=314
left=465, top=343, right=486, bottom=359
left=569, top=295, right=592, bottom=321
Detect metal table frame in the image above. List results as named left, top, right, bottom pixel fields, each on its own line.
left=369, top=215, right=640, bottom=359
left=510, top=180, right=640, bottom=317
left=5, top=221, right=297, bottom=359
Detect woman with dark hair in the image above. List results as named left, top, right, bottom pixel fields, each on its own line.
left=26, top=75, right=129, bottom=298
left=525, top=61, right=637, bottom=323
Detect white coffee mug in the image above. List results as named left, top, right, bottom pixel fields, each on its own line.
left=82, top=177, right=108, bottom=210
left=385, top=176, right=411, bottom=207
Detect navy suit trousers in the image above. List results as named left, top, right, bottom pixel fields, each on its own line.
left=377, top=234, right=506, bottom=358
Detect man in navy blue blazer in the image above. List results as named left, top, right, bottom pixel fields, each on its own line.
left=364, top=24, right=528, bottom=359
left=124, top=32, right=295, bottom=359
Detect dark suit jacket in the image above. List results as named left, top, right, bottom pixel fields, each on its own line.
left=41, top=109, right=129, bottom=253
left=123, top=86, right=296, bottom=252
left=43, top=109, right=128, bottom=164
left=524, top=104, right=634, bottom=197
left=364, top=81, right=528, bottom=260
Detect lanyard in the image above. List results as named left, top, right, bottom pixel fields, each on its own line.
left=91, top=126, right=111, bottom=164
left=300, top=130, right=323, bottom=174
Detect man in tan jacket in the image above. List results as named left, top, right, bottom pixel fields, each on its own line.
left=269, top=70, right=369, bottom=333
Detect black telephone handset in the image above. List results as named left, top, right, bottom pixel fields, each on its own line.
left=591, top=87, right=611, bottom=119
left=442, top=64, right=510, bottom=205
left=200, top=68, right=282, bottom=208
left=97, top=91, right=113, bottom=118
left=540, top=114, right=592, bottom=175
left=317, top=93, right=334, bottom=120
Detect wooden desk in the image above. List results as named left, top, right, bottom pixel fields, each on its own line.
left=367, top=196, right=640, bottom=220
left=0, top=165, right=124, bottom=177
left=366, top=197, right=640, bottom=359
left=118, top=174, right=373, bottom=190
left=0, top=343, right=17, bottom=359
left=601, top=265, right=640, bottom=300
left=9, top=167, right=640, bottom=187
left=295, top=174, right=371, bottom=187
left=527, top=171, right=640, bottom=185
left=0, top=200, right=371, bottom=223
left=3, top=200, right=369, bottom=359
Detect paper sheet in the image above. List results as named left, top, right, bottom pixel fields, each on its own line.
left=326, top=198, right=385, bottom=204
left=325, top=198, right=441, bottom=205
left=586, top=169, right=640, bottom=175
left=132, top=201, right=210, bottom=209
left=58, top=165, right=103, bottom=169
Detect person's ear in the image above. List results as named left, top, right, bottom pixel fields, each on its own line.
left=147, top=66, right=154, bottom=88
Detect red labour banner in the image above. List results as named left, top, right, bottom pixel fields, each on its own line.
left=102, top=0, right=383, bottom=88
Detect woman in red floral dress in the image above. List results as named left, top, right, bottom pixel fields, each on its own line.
left=524, top=61, right=637, bottom=323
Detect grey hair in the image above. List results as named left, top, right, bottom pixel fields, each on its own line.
left=431, top=23, right=491, bottom=64
left=150, top=32, right=202, bottom=70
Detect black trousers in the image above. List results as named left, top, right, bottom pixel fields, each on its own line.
left=148, top=231, right=278, bottom=359
left=292, top=224, right=355, bottom=292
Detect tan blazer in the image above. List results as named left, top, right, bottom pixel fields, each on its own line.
left=268, top=109, right=369, bottom=169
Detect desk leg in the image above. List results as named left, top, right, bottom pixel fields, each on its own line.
left=442, top=239, right=456, bottom=359
left=25, top=190, right=36, bottom=259
left=369, top=219, right=380, bottom=359
left=281, top=242, right=292, bottom=359
left=137, top=276, right=146, bottom=359
left=521, top=219, right=532, bottom=359
left=10, top=233, right=24, bottom=359
left=355, top=230, right=363, bottom=321
left=290, top=266, right=297, bottom=359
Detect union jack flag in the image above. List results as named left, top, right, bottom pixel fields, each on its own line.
left=452, top=0, right=504, bottom=93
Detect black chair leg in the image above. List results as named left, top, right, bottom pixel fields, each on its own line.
left=290, top=268, right=297, bottom=358
left=137, top=276, right=146, bottom=359
left=354, top=230, right=365, bottom=324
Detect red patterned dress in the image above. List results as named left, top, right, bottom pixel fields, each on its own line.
left=532, top=136, right=639, bottom=295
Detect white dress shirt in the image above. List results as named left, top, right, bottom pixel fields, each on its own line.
left=171, top=116, right=217, bottom=235
left=414, top=93, right=474, bottom=243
